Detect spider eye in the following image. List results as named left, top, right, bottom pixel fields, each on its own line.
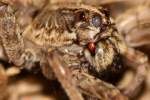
left=76, top=11, right=86, bottom=21
left=79, top=12, right=86, bottom=20
left=91, top=15, right=101, bottom=27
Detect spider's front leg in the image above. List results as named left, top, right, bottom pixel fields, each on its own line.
left=47, top=50, right=84, bottom=100
left=0, top=4, right=21, bottom=97
left=0, top=3, right=36, bottom=99
left=0, top=3, right=23, bottom=65
left=0, top=3, right=35, bottom=68
left=46, top=49, right=128, bottom=100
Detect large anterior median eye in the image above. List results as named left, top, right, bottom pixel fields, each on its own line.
left=91, top=15, right=101, bottom=27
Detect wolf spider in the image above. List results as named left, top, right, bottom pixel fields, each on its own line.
left=0, top=1, right=148, bottom=100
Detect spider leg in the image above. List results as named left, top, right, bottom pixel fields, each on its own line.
left=46, top=49, right=128, bottom=100
left=47, top=50, right=84, bottom=100
left=0, top=64, right=8, bottom=100
left=72, top=69, right=128, bottom=100
left=40, top=58, right=56, bottom=80
left=0, top=3, right=37, bottom=69
left=122, top=48, right=149, bottom=98
left=0, top=3, right=25, bottom=66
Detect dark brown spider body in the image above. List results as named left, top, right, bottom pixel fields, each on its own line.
left=0, top=1, right=148, bottom=100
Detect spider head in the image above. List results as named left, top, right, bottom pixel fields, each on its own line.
left=73, top=9, right=102, bottom=45
left=60, top=6, right=111, bottom=46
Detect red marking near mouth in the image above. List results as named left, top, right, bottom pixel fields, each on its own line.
left=87, top=42, right=96, bottom=54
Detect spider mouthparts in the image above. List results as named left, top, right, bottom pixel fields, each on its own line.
left=87, top=42, right=96, bottom=54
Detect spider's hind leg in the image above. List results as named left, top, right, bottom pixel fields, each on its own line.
left=121, top=48, right=149, bottom=98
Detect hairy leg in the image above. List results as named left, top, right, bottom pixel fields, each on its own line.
left=0, top=3, right=36, bottom=68
left=47, top=50, right=84, bottom=100
left=46, top=50, right=128, bottom=100
left=72, top=69, right=128, bottom=100
left=0, top=3, right=25, bottom=66
left=0, top=64, right=8, bottom=100
left=122, top=48, right=149, bottom=98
